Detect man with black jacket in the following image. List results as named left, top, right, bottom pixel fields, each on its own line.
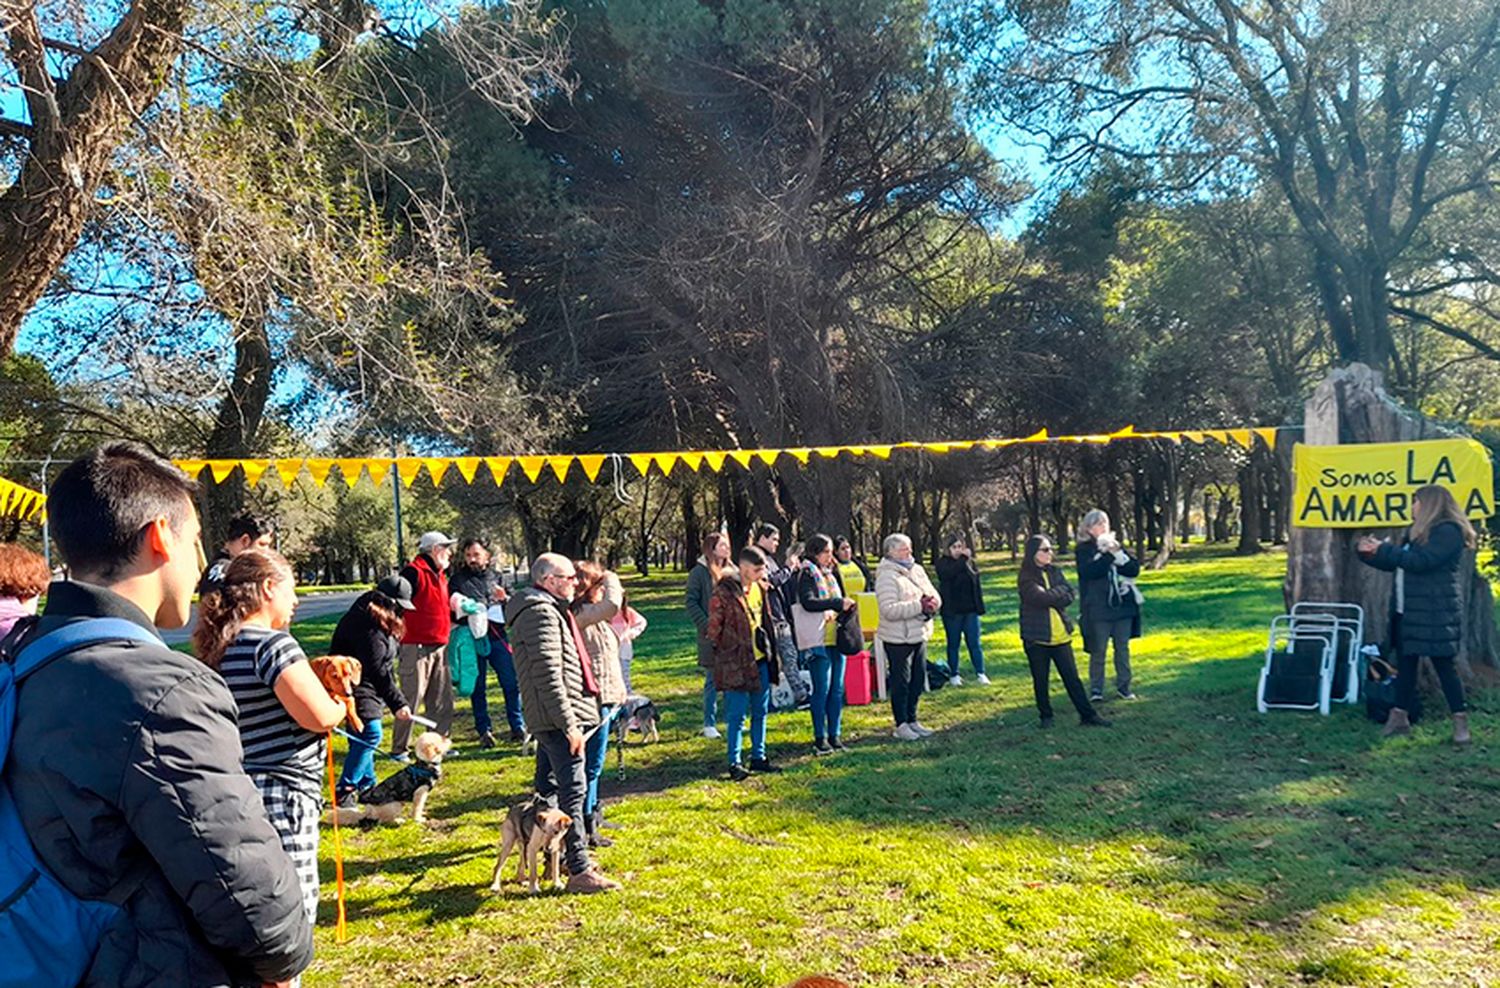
left=451, top=539, right=524, bottom=747
left=6, top=443, right=313, bottom=987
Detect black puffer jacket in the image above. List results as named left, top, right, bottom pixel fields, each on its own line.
left=1360, top=520, right=1466, bottom=658
left=1017, top=564, right=1076, bottom=645
left=9, top=582, right=313, bottom=987
left=1075, top=538, right=1142, bottom=629
left=331, top=591, right=410, bottom=724
left=934, top=554, right=986, bottom=615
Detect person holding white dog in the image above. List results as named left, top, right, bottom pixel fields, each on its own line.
left=1075, top=509, right=1143, bottom=703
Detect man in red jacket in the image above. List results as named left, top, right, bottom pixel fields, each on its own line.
left=391, top=531, right=456, bottom=758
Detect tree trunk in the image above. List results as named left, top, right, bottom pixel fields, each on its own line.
left=201, top=316, right=273, bottom=545
left=1149, top=442, right=1178, bottom=570
left=1236, top=447, right=1264, bottom=554
left=0, top=1, right=189, bottom=353
left=1284, top=363, right=1498, bottom=683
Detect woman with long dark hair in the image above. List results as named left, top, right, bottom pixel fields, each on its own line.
left=1017, top=535, right=1109, bottom=729
left=792, top=534, right=858, bottom=754
left=193, top=548, right=349, bottom=931
left=574, top=560, right=627, bottom=846
left=330, top=575, right=414, bottom=802
left=1357, top=484, right=1477, bottom=745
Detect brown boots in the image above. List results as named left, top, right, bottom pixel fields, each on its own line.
left=1452, top=712, right=1472, bottom=747
left=1381, top=707, right=1412, bottom=738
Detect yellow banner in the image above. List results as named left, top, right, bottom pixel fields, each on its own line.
left=1292, top=439, right=1494, bottom=528
left=0, top=477, right=45, bottom=521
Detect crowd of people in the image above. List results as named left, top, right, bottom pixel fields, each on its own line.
left=0, top=441, right=1478, bottom=985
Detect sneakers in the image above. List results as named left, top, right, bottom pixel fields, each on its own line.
left=893, top=723, right=920, bottom=740
left=909, top=722, right=935, bottom=737
left=829, top=737, right=846, bottom=752
left=749, top=757, right=783, bottom=773
left=976, top=673, right=991, bottom=685
left=702, top=725, right=722, bottom=740
left=1082, top=716, right=1113, bottom=728
left=390, top=751, right=412, bottom=764
left=508, top=728, right=527, bottom=744
left=565, top=867, right=621, bottom=895
left=948, top=675, right=963, bottom=687
left=1116, top=689, right=1138, bottom=701
left=728, top=763, right=751, bottom=781
left=1089, top=691, right=1105, bottom=703
left=813, top=740, right=834, bottom=756
left=477, top=730, right=496, bottom=749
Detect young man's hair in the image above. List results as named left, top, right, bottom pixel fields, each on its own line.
left=739, top=545, right=768, bottom=567
left=459, top=537, right=488, bottom=555
left=49, top=442, right=198, bottom=580
left=754, top=523, right=780, bottom=542
left=225, top=513, right=273, bottom=544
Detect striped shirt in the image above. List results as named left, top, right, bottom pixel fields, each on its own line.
left=220, top=626, right=325, bottom=793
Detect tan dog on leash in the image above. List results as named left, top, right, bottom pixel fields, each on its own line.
left=489, top=794, right=573, bottom=894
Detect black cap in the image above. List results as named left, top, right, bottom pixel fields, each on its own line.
left=376, top=574, right=416, bottom=610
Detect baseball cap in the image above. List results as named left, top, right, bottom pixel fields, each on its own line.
left=418, top=531, right=457, bottom=552
left=376, top=574, right=416, bottom=610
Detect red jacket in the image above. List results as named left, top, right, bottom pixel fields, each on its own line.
left=400, top=554, right=450, bottom=646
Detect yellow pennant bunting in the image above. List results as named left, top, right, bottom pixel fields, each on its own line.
left=1110, top=425, right=1138, bottom=438
left=1225, top=430, right=1252, bottom=449
left=275, top=459, right=305, bottom=489
left=517, top=456, right=547, bottom=483
left=548, top=456, right=574, bottom=483
left=331, top=459, right=365, bottom=486
left=628, top=453, right=654, bottom=477
left=453, top=457, right=482, bottom=484
left=305, top=458, right=336, bottom=487
left=753, top=450, right=779, bottom=467
left=240, top=460, right=272, bottom=487
left=865, top=445, right=894, bottom=459
left=728, top=450, right=756, bottom=469
left=207, top=461, right=238, bottom=484
left=654, top=453, right=680, bottom=477
left=1182, top=431, right=1205, bottom=444
left=364, top=459, right=393, bottom=488
left=484, top=457, right=511, bottom=485
left=677, top=452, right=705, bottom=473
left=812, top=446, right=844, bottom=459
left=423, top=458, right=451, bottom=487
left=784, top=448, right=812, bottom=464
left=702, top=451, right=728, bottom=472
left=175, top=459, right=207, bottom=479
left=1254, top=427, right=1279, bottom=449
left=396, top=458, right=425, bottom=488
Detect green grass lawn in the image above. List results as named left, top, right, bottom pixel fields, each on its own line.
left=292, top=547, right=1499, bottom=987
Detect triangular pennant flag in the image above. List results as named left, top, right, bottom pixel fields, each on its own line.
left=396, top=458, right=425, bottom=487
left=728, top=450, right=755, bottom=469
left=702, top=451, right=728, bottom=472
left=305, top=458, right=336, bottom=487
left=784, top=448, right=812, bottom=464
left=812, top=446, right=844, bottom=459
left=1201, top=430, right=1229, bottom=445
left=980, top=438, right=1014, bottom=449
left=207, top=461, right=237, bottom=484
left=274, top=459, right=304, bottom=488
left=845, top=446, right=867, bottom=457
left=654, top=453, right=680, bottom=477
left=575, top=455, right=607, bottom=482
left=365, top=460, right=393, bottom=488
left=240, top=460, right=272, bottom=487
left=174, top=459, right=206, bottom=479
left=0, top=487, right=14, bottom=517
left=865, top=445, right=894, bottom=459
left=548, top=456, right=574, bottom=483
left=484, top=457, right=511, bottom=485
left=1254, top=427, right=1278, bottom=449
left=453, top=457, right=482, bottom=484
left=1228, top=429, right=1253, bottom=449
left=1022, top=429, right=1049, bottom=442
left=628, top=453, right=654, bottom=477
left=517, top=456, right=547, bottom=483
left=753, top=450, right=779, bottom=467
left=1182, top=431, right=1205, bottom=444
left=677, top=452, right=704, bottom=473
left=423, top=458, right=451, bottom=487
left=1110, top=424, right=1138, bottom=438
left=921, top=442, right=953, bottom=454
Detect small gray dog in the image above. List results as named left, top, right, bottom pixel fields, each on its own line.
left=490, top=793, right=573, bottom=894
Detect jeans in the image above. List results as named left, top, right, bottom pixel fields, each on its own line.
left=1025, top=641, right=1100, bottom=722
left=533, top=728, right=591, bottom=875
left=702, top=668, right=720, bottom=728
left=885, top=641, right=925, bottom=725
left=392, top=642, right=452, bottom=753
left=805, top=647, right=847, bottom=742
left=723, top=662, right=770, bottom=766
left=1395, top=653, right=1467, bottom=713
left=1087, top=618, right=1133, bottom=695
left=584, top=705, right=618, bottom=818
left=942, top=611, right=986, bottom=676
left=337, top=717, right=382, bottom=792
left=472, top=634, right=525, bottom=736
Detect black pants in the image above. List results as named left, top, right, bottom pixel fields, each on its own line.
left=885, top=641, right=926, bottom=726
left=1024, top=641, right=1099, bottom=722
left=1395, top=653, right=1467, bottom=714
left=533, top=728, right=591, bottom=875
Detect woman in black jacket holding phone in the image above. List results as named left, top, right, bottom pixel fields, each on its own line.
left=332, top=574, right=414, bottom=800
left=1018, top=534, right=1109, bottom=729
left=1357, top=484, right=1476, bottom=746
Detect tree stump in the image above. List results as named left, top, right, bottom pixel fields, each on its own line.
left=1284, top=363, right=1498, bottom=684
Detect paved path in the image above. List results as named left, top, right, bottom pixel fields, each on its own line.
left=161, top=590, right=364, bottom=645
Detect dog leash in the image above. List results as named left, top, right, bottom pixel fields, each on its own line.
left=324, top=734, right=349, bottom=944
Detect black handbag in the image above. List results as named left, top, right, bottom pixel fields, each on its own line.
left=834, top=607, right=864, bottom=655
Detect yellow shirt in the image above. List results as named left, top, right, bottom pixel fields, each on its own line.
left=837, top=559, right=867, bottom=595
left=744, top=581, right=764, bottom=643
left=1042, top=570, right=1070, bottom=645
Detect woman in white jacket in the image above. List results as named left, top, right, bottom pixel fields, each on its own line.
left=875, top=533, right=942, bottom=740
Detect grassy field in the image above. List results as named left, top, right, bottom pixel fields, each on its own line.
left=290, top=546, right=1499, bottom=987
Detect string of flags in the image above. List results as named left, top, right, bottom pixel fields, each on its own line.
left=0, top=425, right=1280, bottom=520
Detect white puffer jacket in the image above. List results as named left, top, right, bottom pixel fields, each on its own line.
left=874, top=557, right=941, bottom=644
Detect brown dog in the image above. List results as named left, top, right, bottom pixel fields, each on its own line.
left=490, top=794, right=573, bottom=894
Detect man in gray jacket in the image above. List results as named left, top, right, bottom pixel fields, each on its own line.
left=506, top=553, right=621, bottom=894
left=7, top=443, right=312, bottom=986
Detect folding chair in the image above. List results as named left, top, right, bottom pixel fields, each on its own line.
left=1290, top=602, right=1365, bottom=704
left=1257, top=615, right=1338, bottom=715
